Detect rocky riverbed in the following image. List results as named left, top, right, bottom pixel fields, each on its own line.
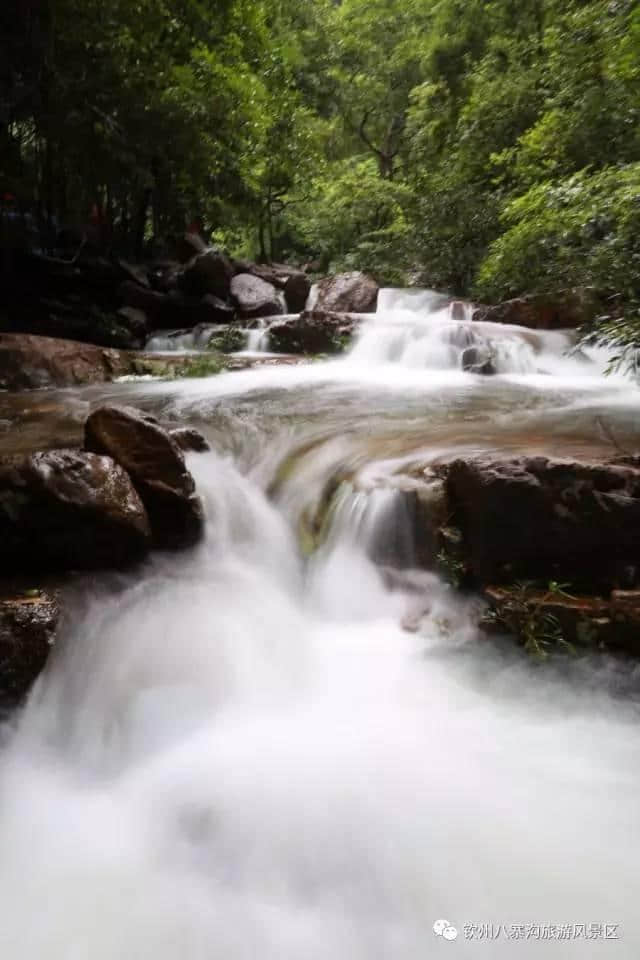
left=0, top=277, right=638, bottom=709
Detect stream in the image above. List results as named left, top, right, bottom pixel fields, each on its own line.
left=1, top=291, right=640, bottom=957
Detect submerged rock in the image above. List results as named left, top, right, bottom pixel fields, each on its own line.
left=313, top=272, right=378, bottom=313
left=461, top=345, right=496, bottom=375
left=230, top=273, right=283, bottom=319
left=0, top=450, right=151, bottom=573
left=446, top=455, right=640, bottom=589
left=0, top=592, right=59, bottom=709
left=268, top=310, right=358, bottom=354
left=85, top=405, right=204, bottom=548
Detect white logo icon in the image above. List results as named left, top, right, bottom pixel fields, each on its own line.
left=433, top=919, right=458, bottom=941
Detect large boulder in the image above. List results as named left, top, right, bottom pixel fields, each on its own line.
left=230, top=273, right=283, bottom=319
left=267, top=310, right=358, bottom=354
left=0, top=592, right=59, bottom=709
left=232, top=260, right=305, bottom=291
left=0, top=333, right=134, bottom=390
left=85, top=405, right=204, bottom=548
left=472, top=289, right=601, bottom=330
left=284, top=273, right=312, bottom=313
left=313, top=272, right=379, bottom=313
left=446, top=456, right=640, bottom=589
left=189, top=294, right=235, bottom=326
left=0, top=450, right=151, bottom=573
left=179, top=250, right=234, bottom=300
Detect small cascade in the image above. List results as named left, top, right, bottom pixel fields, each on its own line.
left=346, top=288, right=582, bottom=375
left=145, top=325, right=220, bottom=353
left=244, top=320, right=271, bottom=353
left=319, top=482, right=418, bottom=569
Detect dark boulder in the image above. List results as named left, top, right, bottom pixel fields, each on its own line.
left=230, top=273, right=283, bottom=319
left=0, top=592, right=59, bottom=709
left=119, top=280, right=169, bottom=323
left=170, top=427, right=211, bottom=453
left=116, top=306, right=149, bottom=340
left=85, top=405, right=205, bottom=548
left=284, top=273, right=312, bottom=313
left=2, top=298, right=147, bottom=351
left=267, top=310, right=358, bottom=354
left=472, top=289, right=601, bottom=330
left=446, top=455, right=640, bottom=589
left=313, top=272, right=378, bottom=313
left=190, top=294, right=235, bottom=326
left=179, top=250, right=234, bottom=300
left=0, top=450, right=151, bottom=573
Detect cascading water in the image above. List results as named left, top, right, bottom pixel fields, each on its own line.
left=1, top=289, right=640, bottom=958
left=347, top=289, right=596, bottom=376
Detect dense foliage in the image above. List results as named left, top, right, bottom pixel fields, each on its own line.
left=2, top=0, right=639, bottom=341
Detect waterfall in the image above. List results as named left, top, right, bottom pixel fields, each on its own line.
left=346, top=289, right=598, bottom=377
left=1, top=286, right=640, bottom=959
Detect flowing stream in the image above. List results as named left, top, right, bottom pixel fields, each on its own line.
left=1, top=292, right=640, bottom=957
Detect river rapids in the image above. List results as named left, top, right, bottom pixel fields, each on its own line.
left=1, top=291, right=639, bottom=957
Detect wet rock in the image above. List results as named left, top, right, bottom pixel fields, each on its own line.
left=284, top=273, right=312, bottom=313
left=179, top=250, right=234, bottom=300
left=461, top=345, right=495, bottom=375
left=446, top=456, right=640, bottom=589
left=0, top=333, right=135, bottom=389
left=85, top=405, right=205, bottom=548
left=0, top=592, right=59, bottom=709
left=268, top=310, right=358, bottom=354
left=313, top=272, right=378, bottom=313
left=472, top=289, right=601, bottom=330
left=0, top=450, right=151, bottom=573
left=230, top=273, right=283, bottom=319
left=170, top=427, right=211, bottom=453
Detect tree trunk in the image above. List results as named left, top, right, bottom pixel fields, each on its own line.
left=134, top=187, right=152, bottom=259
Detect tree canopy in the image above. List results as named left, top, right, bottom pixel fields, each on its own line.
left=2, top=0, right=639, bottom=342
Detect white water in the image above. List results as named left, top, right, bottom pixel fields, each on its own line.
left=347, top=289, right=608, bottom=377
left=1, top=291, right=640, bottom=957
